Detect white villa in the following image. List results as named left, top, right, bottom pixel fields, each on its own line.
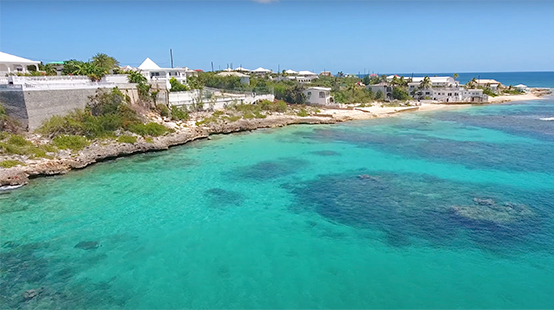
left=304, top=87, right=332, bottom=105
left=475, top=79, right=502, bottom=90
left=368, top=76, right=489, bottom=103
left=0, top=51, right=40, bottom=75
left=137, top=58, right=193, bottom=84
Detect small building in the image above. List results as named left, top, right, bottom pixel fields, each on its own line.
left=367, top=83, right=392, bottom=99
left=462, top=89, right=488, bottom=102
left=515, top=84, right=529, bottom=92
left=137, top=58, right=192, bottom=85
left=216, top=71, right=250, bottom=85
left=234, top=67, right=251, bottom=73
left=304, top=87, right=332, bottom=105
left=475, top=79, right=502, bottom=90
left=0, top=51, right=40, bottom=75
left=319, top=71, right=332, bottom=77
left=251, top=67, right=273, bottom=75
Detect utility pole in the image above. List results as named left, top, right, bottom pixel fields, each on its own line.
left=170, top=49, right=174, bottom=68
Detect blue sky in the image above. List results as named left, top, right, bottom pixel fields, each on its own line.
left=1, top=1, right=553, bottom=74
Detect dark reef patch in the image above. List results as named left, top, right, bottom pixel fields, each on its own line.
left=0, top=241, right=128, bottom=309
left=287, top=170, right=552, bottom=254
left=303, top=126, right=554, bottom=173
left=311, top=150, right=341, bottom=157
left=204, top=188, right=246, bottom=207
left=75, top=241, right=99, bottom=250
left=231, top=157, right=309, bottom=181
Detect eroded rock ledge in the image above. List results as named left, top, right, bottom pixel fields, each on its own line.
left=0, top=115, right=336, bottom=187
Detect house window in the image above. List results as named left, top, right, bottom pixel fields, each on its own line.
left=307, top=92, right=312, bottom=97
left=425, top=92, right=430, bottom=95
left=448, top=93, right=452, bottom=96
left=319, top=91, right=325, bottom=98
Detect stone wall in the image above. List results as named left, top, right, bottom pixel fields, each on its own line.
left=0, top=85, right=142, bottom=131
left=23, top=88, right=98, bottom=130
left=0, top=89, right=28, bottom=127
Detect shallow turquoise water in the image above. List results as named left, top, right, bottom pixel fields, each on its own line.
left=2, top=99, right=554, bottom=309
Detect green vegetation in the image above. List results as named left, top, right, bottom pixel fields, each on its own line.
left=0, top=160, right=25, bottom=168
left=52, top=135, right=89, bottom=151
left=39, top=87, right=171, bottom=142
left=391, top=87, right=411, bottom=100
left=169, top=77, right=190, bottom=92
left=482, top=88, right=497, bottom=97
left=170, top=106, right=189, bottom=121
left=156, top=104, right=170, bottom=117
left=39, top=88, right=142, bottom=139
left=127, top=71, right=147, bottom=84
left=62, top=53, right=119, bottom=81
left=127, top=122, right=171, bottom=137
left=297, top=109, right=309, bottom=117
left=0, top=134, right=53, bottom=158
left=117, top=135, right=137, bottom=144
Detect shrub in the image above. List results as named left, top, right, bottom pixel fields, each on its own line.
left=254, top=112, right=266, bottom=119
left=53, top=135, right=89, bottom=151
left=38, top=88, right=141, bottom=139
left=117, top=135, right=137, bottom=144
left=222, top=115, right=241, bottom=122
left=391, top=87, right=411, bottom=100
left=128, top=122, right=170, bottom=137
left=156, top=104, right=170, bottom=117
left=170, top=107, right=189, bottom=121
left=169, top=77, right=190, bottom=92
left=0, top=134, right=52, bottom=158
left=0, top=160, right=25, bottom=168
left=243, top=112, right=255, bottom=119
left=258, top=99, right=287, bottom=112
left=297, top=109, right=309, bottom=117
left=127, top=71, right=147, bottom=84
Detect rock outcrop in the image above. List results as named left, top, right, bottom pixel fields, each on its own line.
left=0, top=115, right=336, bottom=187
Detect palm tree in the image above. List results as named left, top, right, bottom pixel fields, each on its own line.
left=92, top=53, right=119, bottom=73
left=419, top=76, right=432, bottom=89
left=453, top=73, right=459, bottom=80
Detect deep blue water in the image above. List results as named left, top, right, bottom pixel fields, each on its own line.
left=1, top=97, right=554, bottom=308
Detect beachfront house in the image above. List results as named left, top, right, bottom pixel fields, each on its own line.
left=368, top=75, right=489, bottom=103
left=462, top=89, right=488, bottom=102
left=304, top=87, right=333, bottom=105
left=515, top=84, right=529, bottom=93
left=278, top=69, right=318, bottom=83
left=475, top=79, right=502, bottom=91
left=368, top=83, right=393, bottom=99
left=0, top=51, right=40, bottom=76
left=137, top=58, right=194, bottom=85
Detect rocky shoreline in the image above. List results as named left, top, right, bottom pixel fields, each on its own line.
left=0, top=115, right=337, bottom=187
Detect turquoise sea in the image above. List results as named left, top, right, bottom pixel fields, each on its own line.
left=2, top=96, right=554, bottom=308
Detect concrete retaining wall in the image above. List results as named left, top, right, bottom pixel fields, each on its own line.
left=23, top=88, right=98, bottom=130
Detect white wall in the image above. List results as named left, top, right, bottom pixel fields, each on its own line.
left=304, top=89, right=331, bottom=105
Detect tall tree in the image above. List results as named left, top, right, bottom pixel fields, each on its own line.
left=419, top=76, right=432, bottom=89
left=92, top=53, right=120, bottom=73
